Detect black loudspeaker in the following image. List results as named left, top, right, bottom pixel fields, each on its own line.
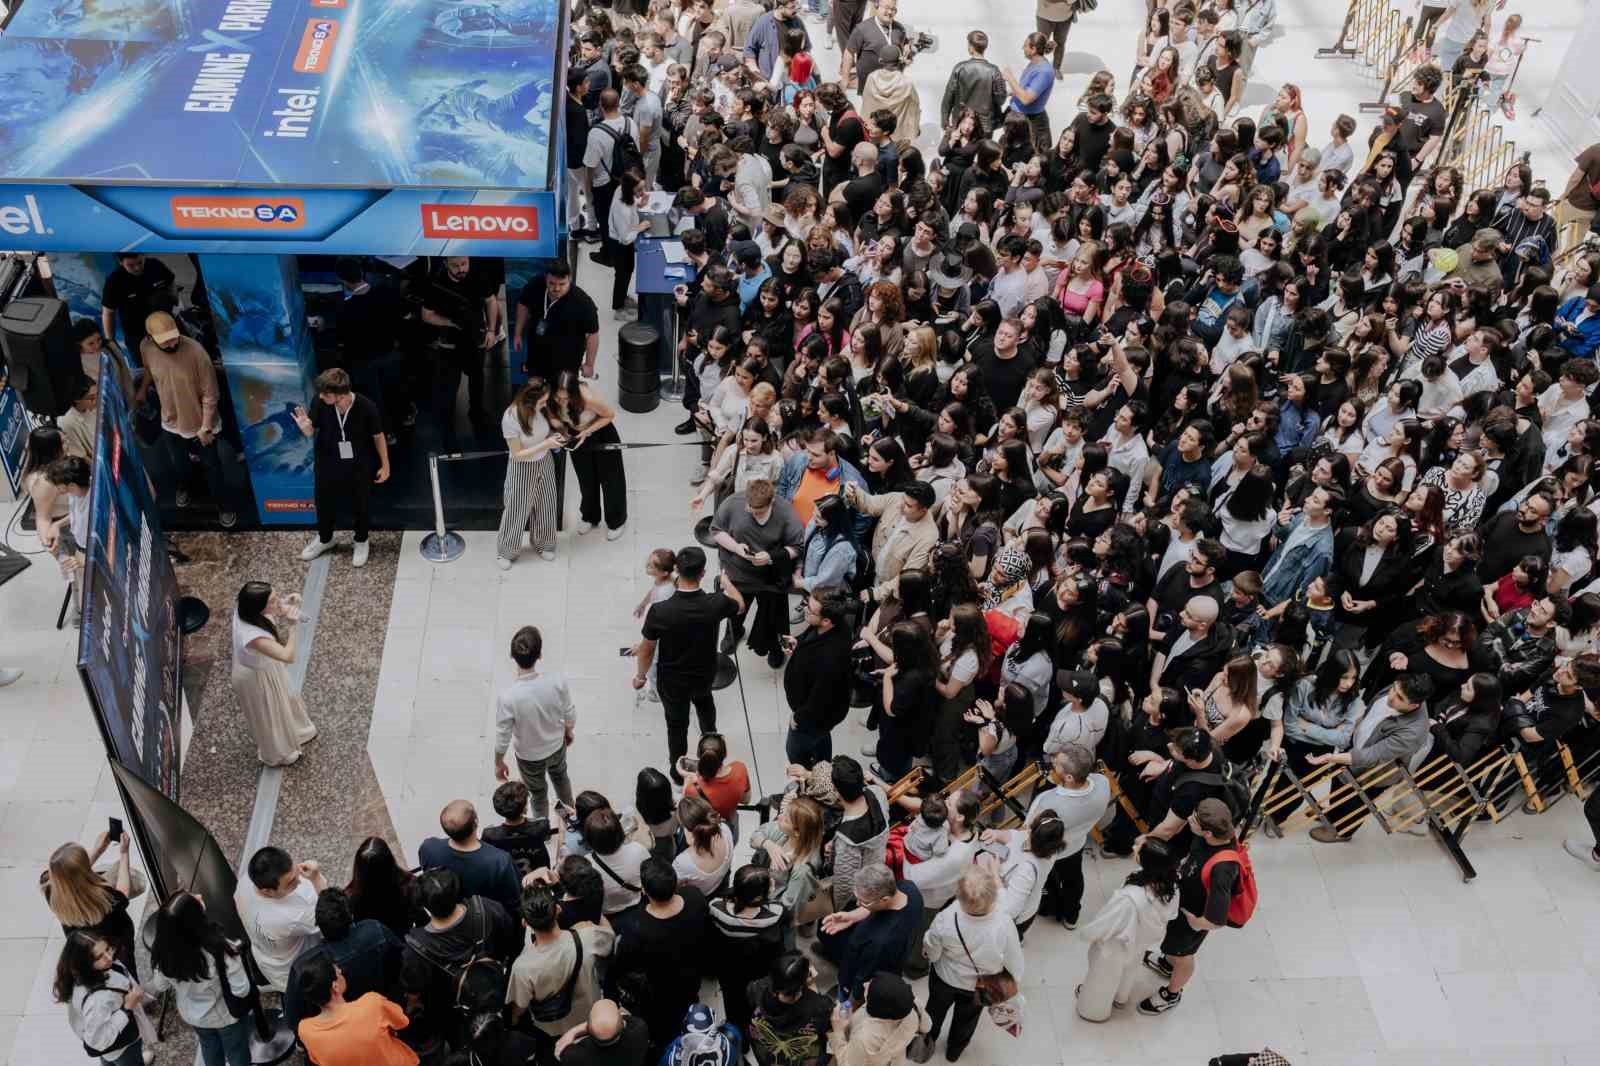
left=0, top=297, right=74, bottom=417
left=617, top=321, right=660, bottom=413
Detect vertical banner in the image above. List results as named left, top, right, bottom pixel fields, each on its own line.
left=0, top=385, right=31, bottom=496
left=78, top=351, right=181, bottom=800
left=198, top=254, right=317, bottom=525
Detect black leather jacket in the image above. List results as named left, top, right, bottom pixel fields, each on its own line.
left=940, top=57, right=1005, bottom=134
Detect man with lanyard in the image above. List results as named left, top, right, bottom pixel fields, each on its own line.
left=634, top=547, right=746, bottom=784
left=842, top=0, right=908, bottom=95
left=420, top=256, right=498, bottom=450
left=100, top=252, right=175, bottom=366
left=292, top=368, right=389, bottom=569
left=515, top=260, right=601, bottom=381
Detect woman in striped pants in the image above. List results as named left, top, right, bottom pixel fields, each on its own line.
left=498, top=379, right=563, bottom=570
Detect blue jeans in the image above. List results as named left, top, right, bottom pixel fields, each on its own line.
left=808, top=0, right=830, bottom=19
left=1435, top=35, right=1469, bottom=75
left=785, top=721, right=833, bottom=768
left=196, top=1017, right=252, bottom=1066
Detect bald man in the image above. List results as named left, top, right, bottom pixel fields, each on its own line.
left=1150, top=596, right=1232, bottom=694
left=416, top=799, right=521, bottom=914
left=553, top=999, right=651, bottom=1065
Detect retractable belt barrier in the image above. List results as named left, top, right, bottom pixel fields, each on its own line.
left=1247, top=735, right=1600, bottom=882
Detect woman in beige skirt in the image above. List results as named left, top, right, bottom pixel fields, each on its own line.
left=232, top=581, right=316, bottom=766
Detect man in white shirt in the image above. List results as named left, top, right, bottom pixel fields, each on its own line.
left=989, top=236, right=1030, bottom=318
left=494, top=625, right=577, bottom=821
left=1029, top=744, right=1112, bottom=929
left=1539, top=360, right=1599, bottom=455
left=1280, top=148, right=1322, bottom=216
left=235, top=845, right=326, bottom=992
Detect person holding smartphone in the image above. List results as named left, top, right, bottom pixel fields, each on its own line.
left=292, top=368, right=388, bottom=570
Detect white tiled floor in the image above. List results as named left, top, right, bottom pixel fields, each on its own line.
left=6, top=3, right=1600, bottom=1065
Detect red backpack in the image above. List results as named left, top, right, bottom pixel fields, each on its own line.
left=1200, top=842, right=1258, bottom=928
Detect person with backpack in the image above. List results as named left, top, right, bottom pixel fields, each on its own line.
left=397, top=869, right=519, bottom=1055
left=145, top=891, right=254, bottom=1066
left=1137, top=798, right=1257, bottom=1015
left=507, top=885, right=614, bottom=1053
left=659, top=1003, right=742, bottom=1066
left=583, top=88, right=644, bottom=270
left=294, top=953, right=419, bottom=1066
left=1132, top=727, right=1253, bottom=854
left=55, top=931, right=152, bottom=1066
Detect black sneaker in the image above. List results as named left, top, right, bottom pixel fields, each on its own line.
left=1136, top=987, right=1182, bottom=1015
left=720, top=622, right=744, bottom=655
left=589, top=250, right=611, bottom=266
left=1142, top=951, right=1173, bottom=980
left=767, top=649, right=786, bottom=670
left=674, top=417, right=698, bottom=435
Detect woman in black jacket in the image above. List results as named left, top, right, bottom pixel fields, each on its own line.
left=1330, top=510, right=1416, bottom=649
left=1430, top=672, right=1503, bottom=766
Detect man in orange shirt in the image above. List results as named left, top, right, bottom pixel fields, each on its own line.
left=778, top=430, right=869, bottom=529
left=295, top=955, right=418, bottom=1066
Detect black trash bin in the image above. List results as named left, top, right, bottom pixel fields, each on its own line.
left=618, top=322, right=661, bottom=413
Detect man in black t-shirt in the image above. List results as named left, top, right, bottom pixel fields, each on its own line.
left=292, top=368, right=388, bottom=568
left=635, top=547, right=746, bottom=783
left=100, top=253, right=175, bottom=364
left=1069, top=95, right=1115, bottom=172
left=818, top=83, right=865, bottom=194
left=420, top=256, right=499, bottom=447
left=556, top=1001, right=652, bottom=1066
left=515, top=260, right=601, bottom=382
left=1394, top=66, right=1446, bottom=179
left=1139, top=799, right=1242, bottom=1015
left=974, top=318, right=1036, bottom=410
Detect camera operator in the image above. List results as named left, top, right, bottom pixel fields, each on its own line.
left=842, top=0, right=909, bottom=93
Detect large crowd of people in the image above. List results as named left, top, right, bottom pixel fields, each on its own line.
left=35, top=0, right=1600, bottom=1064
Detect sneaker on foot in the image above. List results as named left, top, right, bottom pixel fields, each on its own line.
left=674, top=417, right=698, bottom=435
left=577, top=521, right=598, bottom=535
left=646, top=686, right=661, bottom=703
left=497, top=556, right=513, bottom=571
left=690, top=465, right=709, bottom=485
left=1309, top=826, right=1348, bottom=843
left=301, top=536, right=334, bottom=561
left=1563, top=838, right=1600, bottom=870
left=606, top=523, right=627, bottom=541
left=539, top=549, right=557, bottom=561
left=1137, top=988, right=1182, bottom=1015
left=353, top=541, right=370, bottom=568
left=1142, top=951, right=1173, bottom=980
left=0, top=668, right=22, bottom=687
left=175, top=488, right=191, bottom=508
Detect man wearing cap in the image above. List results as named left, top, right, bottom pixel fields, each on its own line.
left=841, top=0, right=908, bottom=93
left=140, top=312, right=237, bottom=528
left=101, top=253, right=176, bottom=364
left=731, top=241, right=772, bottom=312
left=744, top=0, right=810, bottom=80
left=941, top=31, right=1005, bottom=136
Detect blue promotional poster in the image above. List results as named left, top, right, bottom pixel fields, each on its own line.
left=0, top=0, right=566, bottom=255
left=0, top=384, right=31, bottom=495
left=77, top=350, right=182, bottom=800
left=198, top=254, right=318, bottom=523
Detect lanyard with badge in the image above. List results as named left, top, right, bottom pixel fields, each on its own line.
left=537, top=285, right=560, bottom=339
left=336, top=402, right=355, bottom=460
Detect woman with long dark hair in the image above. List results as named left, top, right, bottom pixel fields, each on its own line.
left=497, top=377, right=564, bottom=568
left=878, top=621, right=941, bottom=779
left=1431, top=673, right=1504, bottom=767
left=231, top=581, right=316, bottom=767
left=1362, top=610, right=1476, bottom=711
left=632, top=767, right=679, bottom=862
left=56, top=931, right=149, bottom=1066
left=344, top=836, right=418, bottom=937
left=147, top=892, right=252, bottom=1066
left=547, top=369, right=627, bottom=537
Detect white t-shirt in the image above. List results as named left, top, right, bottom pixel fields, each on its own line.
left=233, top=878, right=320, bottom=991
left=502, top=406, right=553, bottom=460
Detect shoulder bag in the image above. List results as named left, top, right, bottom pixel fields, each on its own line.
left=952, top=913, right=1017, bottom=1006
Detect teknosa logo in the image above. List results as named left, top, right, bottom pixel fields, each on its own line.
left=170, top=196, right=306, bottom=231
left=293, top=19, right=340, bottom=74
left=421, top=203, right=542, bottom=240
left=0, top=194, right=50, bottom=236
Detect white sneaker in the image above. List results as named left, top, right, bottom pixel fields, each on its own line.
left=606, top=523, right=627, bottom=541
left=0, top=668, right=22, bottom=687
left=577, top=521, right=597, bottom=535
left=301, top=536, right=334, bottom=561
left=539, top=549, right=557, bottom=561
left=1564, top=838, right=1600, bottom=870
left=497, top=556, right=513, bottom=571
left=353, top=541, right=370, bottom=568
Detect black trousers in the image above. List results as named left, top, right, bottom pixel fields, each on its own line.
left=592, top=179, right=618, bottom=260
left=568, top=428, right=627, bottom=529
left=430, top=354, right=487, bottom=450
left=611, top=240, right=637, bottom=310
left=1038, top=844, right=1087, bottom=925
left=1023, top=109, right=1052, bottom=156
left=925, top=970, right=982, bottom=1057
left=661, top=682, right=717, bottom=771
left=1585, top=787, right=1600, bottom=847
left=1036, top=16, right=1072, bottom=72
left=314, top=465, right=371, bottom=544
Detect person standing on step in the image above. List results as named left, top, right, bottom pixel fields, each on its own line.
left=498, top=378, right=564, bottom=570
left=293, top=369, right=388, bottom=569
left=140, top=311, right=238, bottom=529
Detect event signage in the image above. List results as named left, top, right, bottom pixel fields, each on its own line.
left=77, top=352, right=182, bottom=800
left=0, top=385, right=30, bottom=496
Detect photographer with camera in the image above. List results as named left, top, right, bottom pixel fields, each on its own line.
left=841, top=0, right=909, bottom=93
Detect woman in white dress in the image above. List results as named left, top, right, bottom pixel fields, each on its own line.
left=232, top=582, right=316, bottom=767
left=1075, top=838, right=1179, bottom=1022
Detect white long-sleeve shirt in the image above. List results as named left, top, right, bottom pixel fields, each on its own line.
left=146, top=947, right=252, bottom=1031
left=923, top=905, right=1025, bottom=991
left=495, top=670, right=578, bottom=763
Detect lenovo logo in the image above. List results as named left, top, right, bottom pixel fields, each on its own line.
left=171, top=196, right=306, bottom=230
left=0, top=194, right=50, bottom=236
left=421, top=203, right=541, bottom=240
left=293, top=19, right=340, bottom=74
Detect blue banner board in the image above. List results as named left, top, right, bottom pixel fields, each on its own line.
left=78, top=351, right=182, bottom=800
left=0, top=385, right=31, bottom=496
left=198, top=254, right=318, bottom=524
left=0, top=0, right=561, bottom=191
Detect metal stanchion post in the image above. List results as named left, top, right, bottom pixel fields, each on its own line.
left=419, top=453, right=466, bottom=563
left=659, top=303, right=684, bottom=401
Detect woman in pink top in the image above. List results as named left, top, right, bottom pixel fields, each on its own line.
left=1053, top=241, right=1106, bottom=331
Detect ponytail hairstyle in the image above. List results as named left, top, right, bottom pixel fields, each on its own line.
left=676, top=793, right=723, bottom=853
left=695, top=733, right=728, bottom=780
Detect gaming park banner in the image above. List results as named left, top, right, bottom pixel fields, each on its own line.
left=77, top=350, right=182, bottom=800
left=0, top=0, right=565, bottom=256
